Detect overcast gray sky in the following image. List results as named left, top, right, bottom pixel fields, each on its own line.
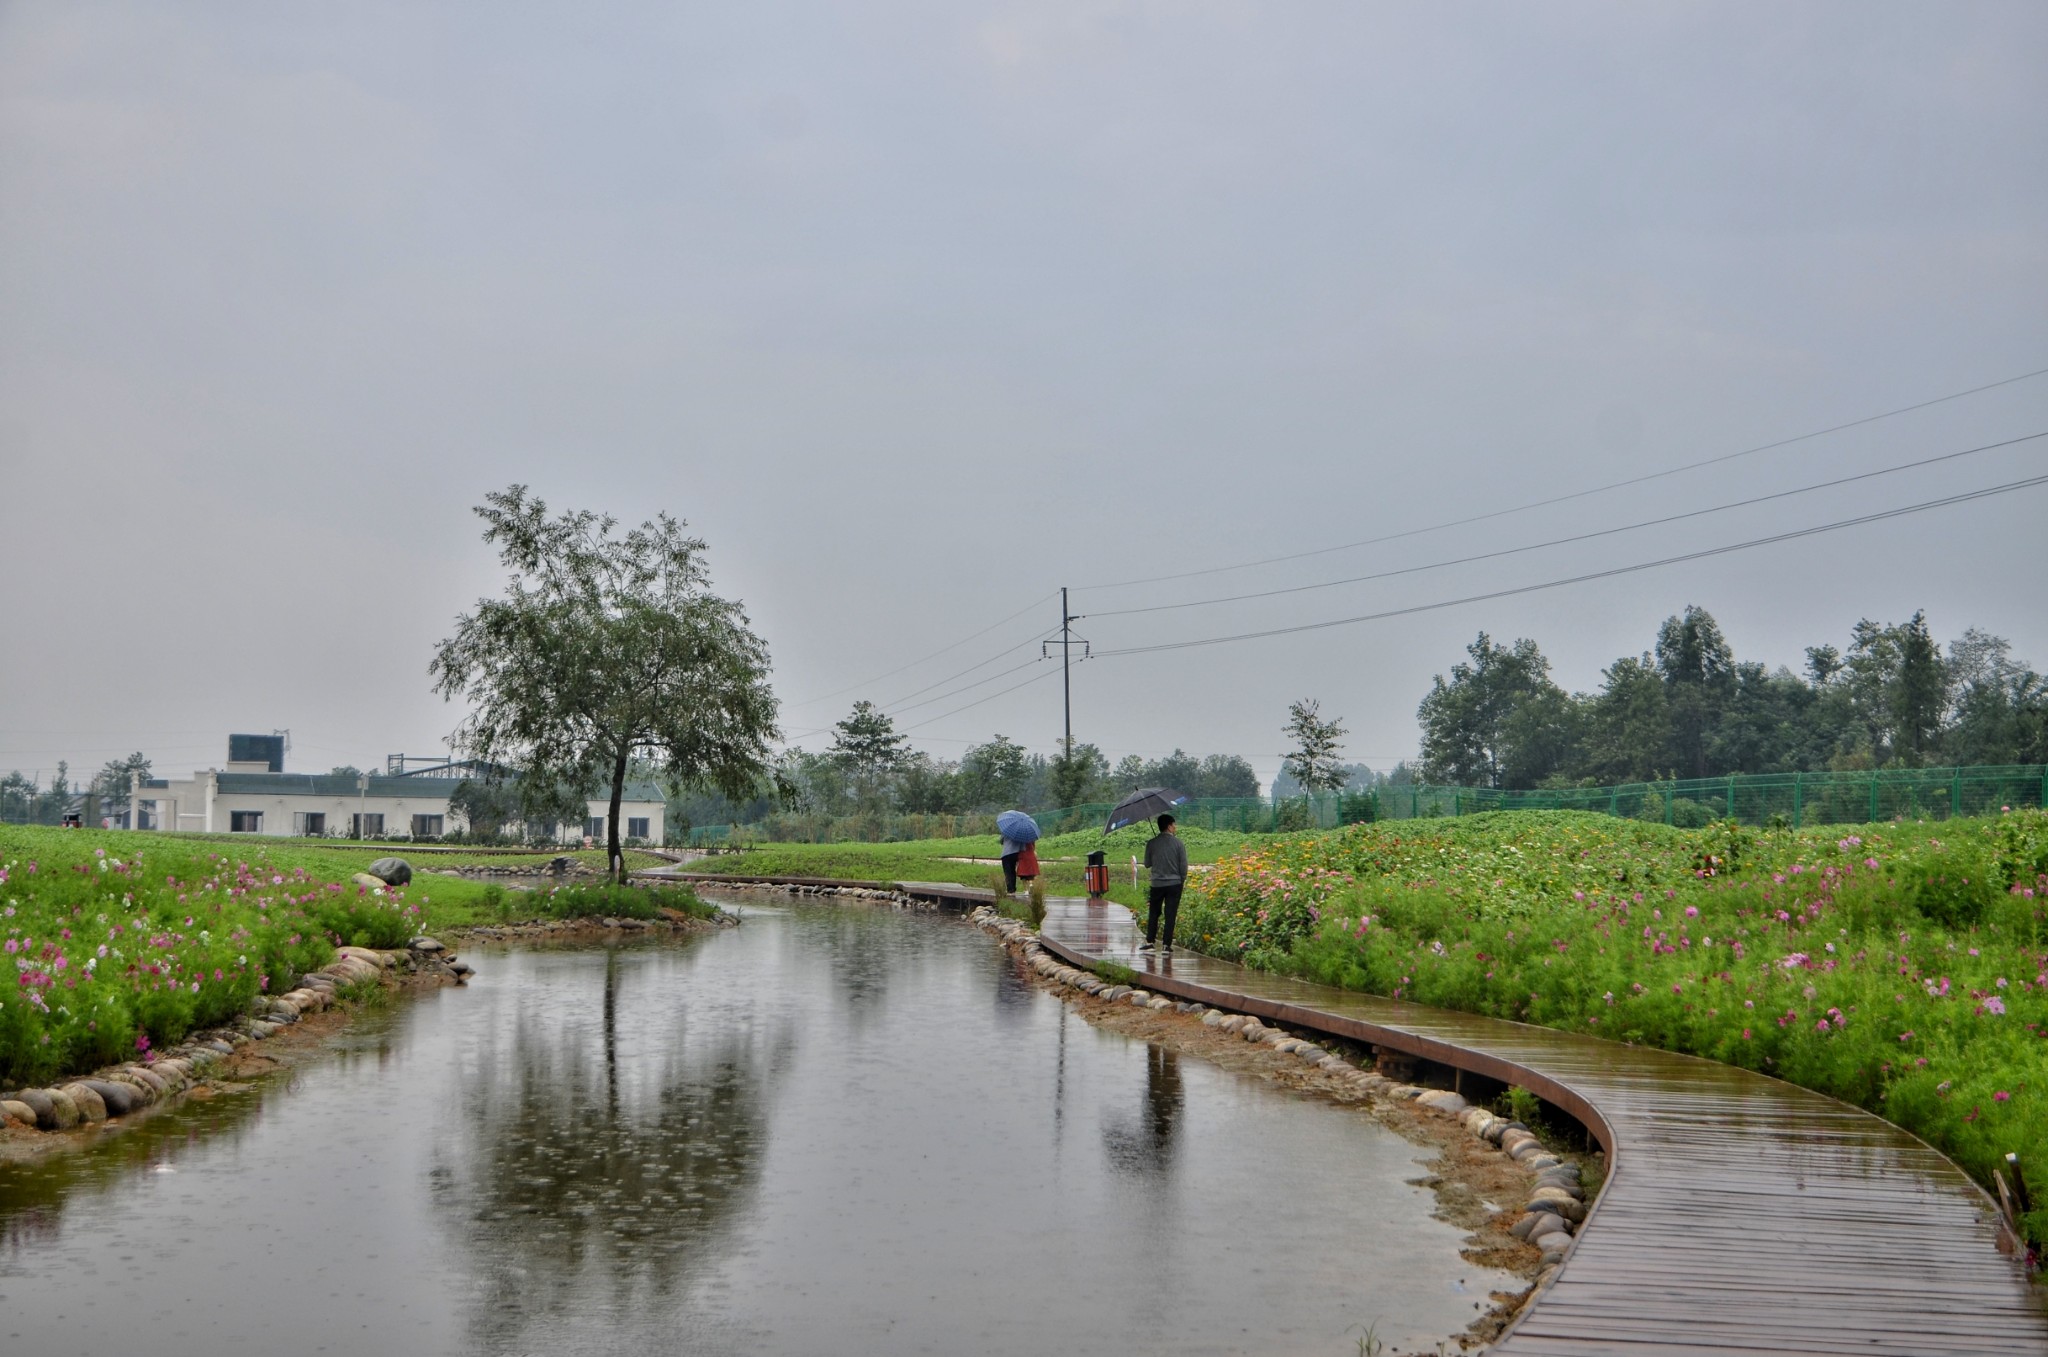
left=3, top=1, right=2045, bottom=790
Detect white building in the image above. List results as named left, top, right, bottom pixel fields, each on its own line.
left=133, top=738, right=667, bottom=844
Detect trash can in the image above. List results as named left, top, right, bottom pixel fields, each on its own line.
left=1084, top=849, right=1109, bottom=898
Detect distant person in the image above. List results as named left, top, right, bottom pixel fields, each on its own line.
left=1016, top=842, right=1040, bottom=891
left=1000, top=831, right=1025, bottom=893
left=1139, top=813, right=1188, bottom=952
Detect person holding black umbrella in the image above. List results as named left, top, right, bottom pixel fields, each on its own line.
left=1139, top=812, right=1189, bottom=952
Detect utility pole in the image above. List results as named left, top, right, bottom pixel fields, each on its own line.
left=1061, top=587, right=1073, bottom=752
left=1044, top=589, right=1089, bottom=756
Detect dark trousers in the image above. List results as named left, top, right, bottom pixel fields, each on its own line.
left=1146, top=883, right=1184, bottom=947
left=1001, top=852, right=1020, bottom=893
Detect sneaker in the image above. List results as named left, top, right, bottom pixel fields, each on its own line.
left=1137, top=941, right=1155, bottom=951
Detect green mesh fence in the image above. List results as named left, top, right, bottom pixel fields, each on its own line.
left=1377, top=764, right=2048, bottom=828
left=691, top=765, right=2048, bottom=845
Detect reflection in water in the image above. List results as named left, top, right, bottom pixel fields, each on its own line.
left=1102, top=1046, right=1183, bottom=1180
left=429, top=944, right=786, bottom=1352
left=0, top=902, right=1509, bottom=1357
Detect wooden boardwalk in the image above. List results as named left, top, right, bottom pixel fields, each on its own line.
left=1028, top=898, right=2047, bottom=1356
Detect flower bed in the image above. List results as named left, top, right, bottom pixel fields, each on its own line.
left=1179, top=808, right=2048, bottom=1259
left=1, top=826, right=424, bottom=1087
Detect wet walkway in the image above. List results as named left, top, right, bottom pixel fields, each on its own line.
left=1023, top=895, right=2047, bottom=1355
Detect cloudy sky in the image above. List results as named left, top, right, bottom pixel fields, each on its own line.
left=3, top=1, right=2044, bottom=790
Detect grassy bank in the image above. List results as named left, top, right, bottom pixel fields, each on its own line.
left=0, top=826, right=704, bottom=1087
left=694, top=823, right=1264, bottom=909
left=1173, top=809, right=2048, bottom=1258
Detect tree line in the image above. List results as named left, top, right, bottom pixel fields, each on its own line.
left=0, top=754, right=152, bottom=826
left=1416, top=606, right=2048, bottom=791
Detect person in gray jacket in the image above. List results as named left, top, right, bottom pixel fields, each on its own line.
left=1140, top=813, right=1189, bottom=951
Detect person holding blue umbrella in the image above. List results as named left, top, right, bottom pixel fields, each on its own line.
left=995, top=809, right=1040, bottom=894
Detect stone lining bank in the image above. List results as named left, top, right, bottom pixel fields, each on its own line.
left=0, top=940, right=470, bottom=1135
left=969, top=906, right=1596, bottom=1295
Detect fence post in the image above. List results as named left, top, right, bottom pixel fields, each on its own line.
left=1951, top=769, right=1962, bottom=821
left=1665, top=783, right=1675, bottom=825
left=1726, top=775, right=1735, bottom=820
left=1869, top=774, right=1880, bottom=824
left=1792, top=772, right=1802, bottom=830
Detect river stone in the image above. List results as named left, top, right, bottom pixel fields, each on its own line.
left=1535, top=1234, right=1573, bottom=1263
left=52, top=1086, right=93, bottom=1125
left=1, top=1099, right=35, bottom=1126
left=1294, top=1045, right=1327, bottom=1062
left=83, top=1080, right=135, bottom=1117
left=1418, top=1091, right=1469, bottom=1114
left=351, top=871, right=388, bottom=892
left=14, top=1088, right=56, bottom=1127
left=1509, top=1212, right=1558, bottom=1241
left=1523, top=1153, right=1563, bottom=1171
left=366, top=857, right=413, bottom=886
left=1528, top=1195, right=1587, bottom=1223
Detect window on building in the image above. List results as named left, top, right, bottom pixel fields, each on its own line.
left=230, top=811, right=263, bottom=833
left=627, top=817, right=650, bottom=840
left=585, top=816, right=605, bottom=840
left=411, top=814, right=444, bottom=839
left=294, top=811, right=327, bottom=836
left=352, top=812, right=385, bottom=838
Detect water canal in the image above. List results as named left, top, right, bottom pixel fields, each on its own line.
left=0, top=894, right=1508, bottom=1355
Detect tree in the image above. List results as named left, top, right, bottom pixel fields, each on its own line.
left=1580, top=655, right=1667, bottom=783
left=431, top=485, right=780, bottom=881
left=959, top=735, right=1030, bottom=809
left=1281, top=699, right=1348, bottom=794
left=1195, top=753, right=1260, bottom=798
left=1655, top=605, right=1735, bottom=778
left=1892, top=611, right=1946, bottom=764
left=449, top=777, right=522, bottom=841
left=1048, top=741, right=1109, bottom=809
left=91, top=752, right=152, bottom=828
left=1417, top=634, right=1561, bottom=787
left=828, top=701, right=909, bottom=777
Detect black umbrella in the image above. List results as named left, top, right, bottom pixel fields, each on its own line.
left=1105, top=787, right=1191, bottom=833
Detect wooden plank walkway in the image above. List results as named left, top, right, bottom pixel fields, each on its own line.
left=1029, top=897, right=2048, bottom=1355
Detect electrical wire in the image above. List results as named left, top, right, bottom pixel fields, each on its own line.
left=1092, top=472, right=2048, bottom=658
left=899, top=664, right=1064, bottom=733
left=875, top=627, right=1059, bottom=712
left=782, top=590, right=1059, bottom=709
left=883, top=654, right=1050, bottom=717
left=1081, top=430, right=2048, bottom=619
left=1079, top=363, right=2048, bottom=592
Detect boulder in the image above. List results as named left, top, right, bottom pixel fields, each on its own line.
left=1, top=1099, right=36, bottom=1127
left=83, top=1080, right=136, bottom=1117
left=14, top=1088, right=56, bottom=1128
left=59, top=1083, right=105, bottom=1123
left=366, top=857, right=413, bottom=886
left=1527, top=1194, right=1587, bottom=1223
left=351, top=872, right=388, bottom=891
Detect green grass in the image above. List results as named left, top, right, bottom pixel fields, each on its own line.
left=698, top=824, right=1262, bottom=912
left=0, top=825, right=706, bottom=1086
left=1174, top=808, right=2048, bottom=1260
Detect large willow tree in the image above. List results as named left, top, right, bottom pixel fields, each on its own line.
left=431, top=485, right=780, bottom=880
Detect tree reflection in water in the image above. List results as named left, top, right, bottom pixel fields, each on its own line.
left=429, top=946, right=788, bottom=1349
left=1101, top=1045, right=1182, bottom=1180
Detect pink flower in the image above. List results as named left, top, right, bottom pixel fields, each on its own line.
left=1684, top=905, right=1699, bottom=918
left=1993, top=1091, right=2011, bottom=1103
left=1982, top=996, right=2007, bottom=1016
left=1899, top=1030, right=1915, bottom=1042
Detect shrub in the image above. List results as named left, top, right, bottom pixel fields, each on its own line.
left=532, top=880, right=714, bottom=922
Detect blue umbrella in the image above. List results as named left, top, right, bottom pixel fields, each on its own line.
left=995, top=810, right=1040, bottom=845
left=1105, top=787, right=1190, bottom=833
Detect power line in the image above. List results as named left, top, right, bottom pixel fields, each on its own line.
left=1079, top=362, right=2048, bottom=592
left=1082, top=430, right=2048, bottom=620
left=900, top=665, right=1064, bottom=732
left=883, top=653, right=1050, bottom=718
left=1093, top=472, right=2048, bottom=658
left=783, top=590, right=1058, bottom=710
left=875, top=627, right=1059, bottom=712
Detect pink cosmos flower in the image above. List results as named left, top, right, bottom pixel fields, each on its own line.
left=1993, top=1091, right=2011, bottom=1103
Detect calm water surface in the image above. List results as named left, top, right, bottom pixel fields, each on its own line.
left=0, top=897, right=1508, bottom=1355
